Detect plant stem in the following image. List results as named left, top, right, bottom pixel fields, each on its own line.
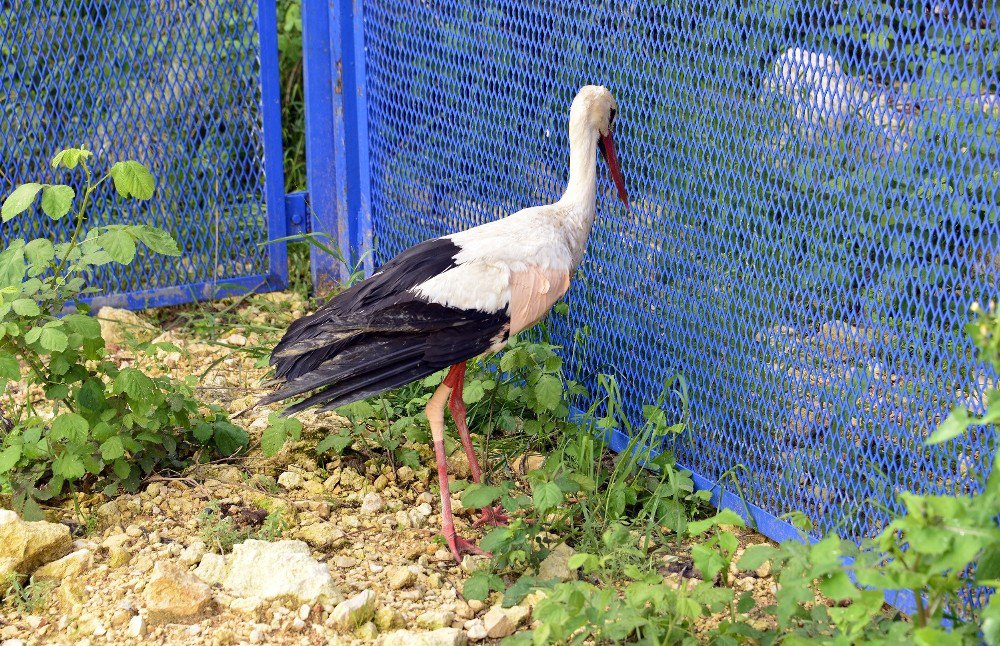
left=51, top=160, right=101, bottom=285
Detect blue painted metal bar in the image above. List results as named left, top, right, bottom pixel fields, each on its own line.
left=257, top=0, right=290, bottom=293
left=301, top=0, right=346, bottom=293
left=302, top=0, right=375, bottom=293
left=285, top=191, right=310, bottom=237
left=342, top=0, right=375, bottom=276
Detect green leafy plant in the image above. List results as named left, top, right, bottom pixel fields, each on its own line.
left=1, top=573, right=55, bottom=614
left=0, top=148, right=248, bottom=517
left=197, top=500, right=289, bottom=553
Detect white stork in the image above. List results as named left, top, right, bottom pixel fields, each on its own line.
left=262, top=85, right=629, bottom=562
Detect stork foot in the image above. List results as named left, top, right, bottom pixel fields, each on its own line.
left=445, top=531, right=489, bottom=563
left=472, top=505, right=510, bottom=528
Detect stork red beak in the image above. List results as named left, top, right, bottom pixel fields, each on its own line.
left=598, top=130, right=629, bottom=208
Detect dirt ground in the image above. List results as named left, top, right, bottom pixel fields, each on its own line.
left=0, top=291, right=780, bottom=645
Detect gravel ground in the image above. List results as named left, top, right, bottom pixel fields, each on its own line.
left=0, top=291, right=781, bottom=645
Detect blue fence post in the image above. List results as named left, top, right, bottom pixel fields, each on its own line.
left=302, top=0, right=374, bottom=294
left=258, top=0, right=289, bottom=292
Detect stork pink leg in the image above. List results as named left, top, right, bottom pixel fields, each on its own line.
left=444, top=363, right=509, bottom=528
left=426, top=376, right=487, bottom=563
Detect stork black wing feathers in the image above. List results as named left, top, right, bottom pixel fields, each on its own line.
left=260, top=237, right=508, bottom=413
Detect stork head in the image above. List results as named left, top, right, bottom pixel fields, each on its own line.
left=570, top=85, right=629, bottom=208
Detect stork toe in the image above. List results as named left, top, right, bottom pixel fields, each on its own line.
left=445, top=531, right=490, bottom=563
left=472, top=505, right=510, bottom=528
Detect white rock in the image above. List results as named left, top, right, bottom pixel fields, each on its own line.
left=33, top=548, right=93, bottom=581
left=360, top=492, right=385, bottom=515
left=96, top=306, right=156, bottom=345
left=537, top=543, right=577, bottom=582
left=204, top=540, right=341, bottom=605
left=278, top=472, right=304, bottom=489
left=194, top=553, right=228, bottom=586
left=466, top=618, right=488, bottom=641
left=380, top=628, right=468, bottom=646
left=179, top=541, right=207, bottom=566
left=416, top=609, right=454, bottom=630
left=482, top=604, right=530, bottom=639
left=0, top=509, right=72, bottom=577
left=144, top=561, right=214, bottom=625
left=387, top=565, right=416, bottom=590
left=127, top=615, right=147, bottom=638
left=330, top=589, right=377, bottom=631
left=416, top=502, right=433, bottom=517
left=298, top=603, right=311, bottom=621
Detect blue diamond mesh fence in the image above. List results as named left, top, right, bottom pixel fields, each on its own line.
left=0, top=0, right=287, bottom=309
left=356, top=0, right=999, bottom=551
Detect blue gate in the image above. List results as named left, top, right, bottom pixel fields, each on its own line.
left=0, top=0, right=288, bottom=309
left=305, top=0, right=1000, bottom=575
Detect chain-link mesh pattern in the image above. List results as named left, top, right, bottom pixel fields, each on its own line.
left=0, top=1, right=272, bottom=303
left=361, top=1, right=999, bottom=544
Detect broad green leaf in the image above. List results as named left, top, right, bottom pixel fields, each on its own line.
left=532, top=481, right=562, bottom=514
left=0, top=353, right=19, bottom=381
left=462, top=484, right=502, bottom=509
left=736, top=590, right=756, bottom=614
left=926, top=407, right=973, bottom=445
left=691, top=542, right=726, bottom=580
left=109, top=161, right=155, bottom=200
left=132, top=225, right=181, bottom=256
left=261, top=424, right=287, bottom=457
left=982, top=588, right=1000, bottom=646
left=0, top=241, right=26, bottom=287
left=819, top=570, right=860, bottom=600
left=51, top=412, right=89, bottom=444
left=100, top=229, right=137, bottom=264
left=63, top=313, right=102, bottom=339
left=976, top=544, right=1000, bottom=582
left=53, top=452, right=86, bottom=480
left=50, top=147, right=92, bottom=169
left=462, top=570, right=501, bottom=601
left=567, top=553, right=598, bottom=571
left=24, top=239, right=55, bottom=266
left=737, top=544, right=776, bottom=570
left=40, top=184, right=75, bottom=219
left=534, top=374, right=563, bottom=411
left=100, top=436, right=125, bottom=461
left=213, top=423, right=248, bottom=456
left=38, top=326, right=69, bottom=352
left=192, top=423, right=214, bottom=442
left=688, top=508, right=746, bottom=535
left=0, top=445, right=21, bottom=473
left=316, top=431, right=352, bottom=455
left=11, top=298, right=40, bottom=316
left=114, top=367, right=155, bottom=401
left=112, top=458, right=132, bottom=480
left=1, top=183, right=42, bottom=221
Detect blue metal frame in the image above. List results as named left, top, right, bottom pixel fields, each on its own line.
left=258, top=0, right=290, bottom=293
left=302, top=0, right=374, bottom=292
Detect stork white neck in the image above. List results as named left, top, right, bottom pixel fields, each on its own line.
left=559, top=125, right=600, bottom=211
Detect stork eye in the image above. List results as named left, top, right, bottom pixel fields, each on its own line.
left=609, top=107, right=617, bottom=124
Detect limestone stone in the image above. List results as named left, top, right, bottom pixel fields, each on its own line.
left=144, top=561, right=214, bottom=625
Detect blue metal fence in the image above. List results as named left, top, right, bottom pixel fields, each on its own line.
left=0, top=0, right=287, bottom=309
left=308, top=0, right=999, bottom=570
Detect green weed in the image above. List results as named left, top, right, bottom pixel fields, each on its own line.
left=1, top=574, right=55, bottom=614
left=0, top=148, right=248, bottom=518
